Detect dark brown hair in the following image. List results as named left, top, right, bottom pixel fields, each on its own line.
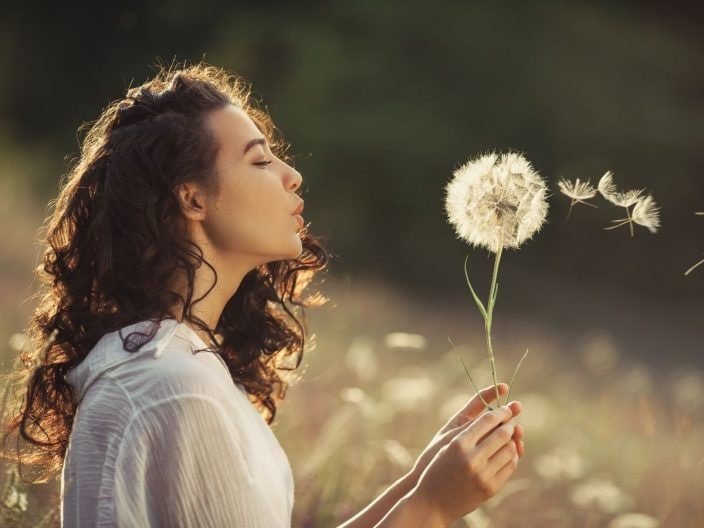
left=1, top=60, right=330, bottom=484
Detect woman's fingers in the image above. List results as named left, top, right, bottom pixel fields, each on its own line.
left=457, top=406, right=513, bottom=449
left=473, top=422, right=516, bottom=461
left=454, top=383, right=509, bottom=423
left=512, top=424, right=525, bottom=457
left=492, top=452, right=520, bottom=490
left=474, top=401, right=522, bottom=445
left=485, top=439, right=518, bottom=475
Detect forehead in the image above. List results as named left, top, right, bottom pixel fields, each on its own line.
left=206, top=104, right=264, bottom=154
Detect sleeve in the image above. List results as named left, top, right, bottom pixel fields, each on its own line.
left=112, top=394, right=280, bottom=528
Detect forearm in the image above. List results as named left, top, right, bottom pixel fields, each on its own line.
left=336, top=470, right=421, bottom=528
left=371, top=487, right=446, bottom=528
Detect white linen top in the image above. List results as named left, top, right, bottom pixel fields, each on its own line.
left=60, top=317, right=295, bottom=527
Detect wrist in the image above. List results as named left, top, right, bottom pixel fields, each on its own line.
left=400, top=487, right=447, bottom=528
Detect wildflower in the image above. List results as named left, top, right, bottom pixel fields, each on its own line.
left=599, top=171, right=657, bottom=236
left=444, top=151, right=549, bottom=253
left=558, top=177, right=598, bottom=222
left=444, top=150, right=547, bottom=407
left=608, top=513, right=660, bottom=528
left=570, top=478, right=633, bottom=513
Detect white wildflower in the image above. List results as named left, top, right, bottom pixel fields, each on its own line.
left=630, top=195, right=660, bottom=233
left=444, top=151, right=549, bottom=253
left=608, top=513, right=660, bottom=528
left=570, top=477, right=633, bottom=513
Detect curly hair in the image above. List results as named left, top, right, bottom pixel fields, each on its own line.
left=1, top=60, right=330, bottom=484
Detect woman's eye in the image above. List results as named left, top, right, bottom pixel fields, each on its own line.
left=254, top=160, right=272, bottom=168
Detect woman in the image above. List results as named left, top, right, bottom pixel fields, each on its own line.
left=2, top=61, right=525, bottom=527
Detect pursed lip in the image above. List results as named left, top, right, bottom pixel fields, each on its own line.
left=292, top=200, right=304, bottom=215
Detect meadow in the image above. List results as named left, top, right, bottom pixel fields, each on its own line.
left=3, top=279, right=702, bottom=526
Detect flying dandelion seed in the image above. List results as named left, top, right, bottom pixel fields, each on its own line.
left=444, top=150, right=548, bottom=407
left=598, top=171, right=657, bottom=237
left=630, top=195, right=661, bottom=233
left=557, top=177, right=598, bottom=222
left=685, top=211, right=704, bottom=276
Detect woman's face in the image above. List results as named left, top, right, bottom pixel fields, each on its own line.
left=197, top=104, right=304, bottom=268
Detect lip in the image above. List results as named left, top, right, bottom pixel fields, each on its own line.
left=293, top=200, right=304, bottom=215
left=293, top=214, right=304, bottom=229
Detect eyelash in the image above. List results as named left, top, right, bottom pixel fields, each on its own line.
left=254, top=160, right=272, bottom=168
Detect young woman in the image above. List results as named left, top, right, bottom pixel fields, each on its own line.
left=2, top=61, right=525, bottom=527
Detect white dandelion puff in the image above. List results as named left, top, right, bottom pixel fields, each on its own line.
left=444, top=151, right=549, bottom=253
left=558, top=177, right=598, bottom=222
left=444, top=150, right=547, bottom=409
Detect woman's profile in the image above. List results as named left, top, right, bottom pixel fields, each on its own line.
left=2, top=60, right=525, bottom=527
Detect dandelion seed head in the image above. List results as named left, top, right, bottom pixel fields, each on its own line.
left=444, top=151, right=549, bottom=252
left=631, top=195, right=661, bottom=233
left=558, top=177, right=597, bottom=201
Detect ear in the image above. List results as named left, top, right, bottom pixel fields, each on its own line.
left=174, top=182, right=208, bottom=221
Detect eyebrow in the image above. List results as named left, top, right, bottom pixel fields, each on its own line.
left=243, top=137, right=267, bottom=156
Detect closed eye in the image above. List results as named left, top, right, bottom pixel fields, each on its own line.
left=254, top=160, right=272, bottom=168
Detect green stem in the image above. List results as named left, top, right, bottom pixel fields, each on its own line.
left=485, top=245, right=503, bottom=406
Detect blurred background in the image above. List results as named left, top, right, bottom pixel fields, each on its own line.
left=0, top=1, right=702, bottom=526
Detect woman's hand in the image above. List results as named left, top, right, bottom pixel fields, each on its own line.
left=406, top=383, right=524, bottom=488
left=411, top=404, right=523, bottom=526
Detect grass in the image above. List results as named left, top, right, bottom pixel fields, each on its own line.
left=0, top=186, right=702, bottom=526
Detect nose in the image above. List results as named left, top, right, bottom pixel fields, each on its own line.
left=286, top=165, right=303, bottom=192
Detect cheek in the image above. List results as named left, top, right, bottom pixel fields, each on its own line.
left=202, top=193, right=278, bottom=251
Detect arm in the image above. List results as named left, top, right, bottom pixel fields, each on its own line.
left=337, top=386, right=525, bottom=528
left=335, top=470, right=418, bottom=528
left=113, top=394, right=282, bottom=527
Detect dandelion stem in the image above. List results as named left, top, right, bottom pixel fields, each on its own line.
left=565, top=201, right=575, bottom=224
left=485, top=245, right=503, bottom=407
left=626, top=205, right=634, bottom=237
left=685, top=257, right=704, bottom=276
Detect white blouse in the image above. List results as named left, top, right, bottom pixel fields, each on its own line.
left=61, top=318, right=295, bottom=527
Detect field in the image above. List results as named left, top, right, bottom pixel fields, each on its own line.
left=0, top=186, right=702, bottom=527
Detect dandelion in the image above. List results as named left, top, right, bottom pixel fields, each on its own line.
left=598, top=171, right=657, bottom=237
left=444, top=150, right=548, bottom=407
left=608, top=513, right=660, bottom=528
left=684, top=212, right=704, bottom=276
left=557, top=177, right=598, bottom=222
left=570, top=477, right=633, bottom=513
